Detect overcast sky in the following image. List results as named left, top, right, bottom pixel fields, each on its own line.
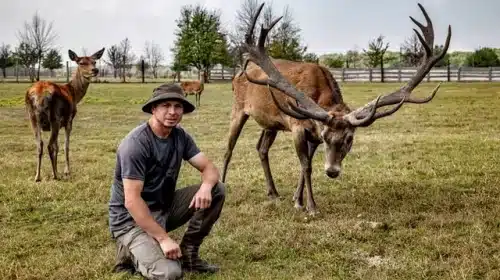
left=1, top=0, right=498, bottom=65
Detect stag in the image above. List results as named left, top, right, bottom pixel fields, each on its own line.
left=180, top=75, right=204, bottom=107
left=25, top=48, right=105, bottom=182
left=221, top=2, right=451, bottom=215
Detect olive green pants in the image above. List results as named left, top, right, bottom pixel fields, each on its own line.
left=114, top=182, right=225, bottom=280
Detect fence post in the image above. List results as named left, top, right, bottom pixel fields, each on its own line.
left=489, top=67, right=492, bottom=82
left=66, top=61, right=69, bottom=82
left=141, top=59, right=145, bottom=83
left=369, top=68, right=372, bottom=82
left=398, top=67, right=401, bottom=82
left=341, top=68, right=345, bottom=82
left=447, top=64, right=450, bottom=82
left=457, top=67, right=461, bottom=82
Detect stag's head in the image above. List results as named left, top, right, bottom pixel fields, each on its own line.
left=241, top=2, right=451, bottom=179
left=68, top=48, right=105, bottom=79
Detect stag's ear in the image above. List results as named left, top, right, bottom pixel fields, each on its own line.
left=91, top=48, right=105, bottom=60
left=68, top=49, right=78, bottom=61
left=304, top=127, right=322, bottom=144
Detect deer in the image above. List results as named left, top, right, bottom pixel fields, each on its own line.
left=221, top=2, right=451, bottom=215
left=180, top=75, right=204, bottom=107
left=25, top=48, right=105, bottom=182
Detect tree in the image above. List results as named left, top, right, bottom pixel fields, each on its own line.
left=41, top=48, right=62, bottom=77
left=172, top=4, right=228, bottom=83
left=14, top=42, right=38, bottom=81
left=345, top=49, right=361, bottom=68
left=105, top=45, right=122, bottom=78
left=465, top=47, right=500, bottom=67
left=303, top=53, right=319, bottom=64
left=17, top=11, right=57, bottom=81
left=266, top=6, right=306, bottom=61
left=118, top=38, right=136, bottom=82
left=364, top=35, right=389, bottom=82
left=400, top=33, right=424, bottom=67
left=0, top=44, right=14, bottom=78
left=322, top=55, right=344, bottom=68
left=144, top=41, right=164, bottom=78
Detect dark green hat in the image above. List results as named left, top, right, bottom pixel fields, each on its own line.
left=142, top=83, right=196, bottom=114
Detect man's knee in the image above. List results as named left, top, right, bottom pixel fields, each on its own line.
left=149, top=259, right=183, bottom=280
left=213, top=181, right=226, bottom=199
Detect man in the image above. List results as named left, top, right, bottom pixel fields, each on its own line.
left=108, top=83, right=225, bottom=280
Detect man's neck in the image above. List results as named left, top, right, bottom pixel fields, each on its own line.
left=148, top=118, right=173, bottom=139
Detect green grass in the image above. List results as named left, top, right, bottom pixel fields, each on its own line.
left=1, top=81, right=500, bottom=280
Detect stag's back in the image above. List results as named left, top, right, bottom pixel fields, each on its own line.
left=180, top=80, right=204, bottom=95
left=232, top=59, right=343, bottom=124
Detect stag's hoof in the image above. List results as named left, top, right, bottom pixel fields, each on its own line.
left=294, top=201, right=304, bottom=211
left=306, top=208, right=320, bottom=217
left=34, top=176, right=41, bottom=182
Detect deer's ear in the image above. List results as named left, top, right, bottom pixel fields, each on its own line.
left=68, top=49, right=78, bottom=61
left=91, top=48, right=105, bottom=60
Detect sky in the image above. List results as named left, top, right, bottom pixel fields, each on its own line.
left=1, top=0, right=498, bottom=65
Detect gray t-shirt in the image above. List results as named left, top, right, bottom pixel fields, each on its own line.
left=108, top=122, right=200, bottom=238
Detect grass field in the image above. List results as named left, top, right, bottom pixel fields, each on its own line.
left=1, top=81, right=500, bottom=280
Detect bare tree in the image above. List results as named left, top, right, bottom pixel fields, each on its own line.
left=17, top=11, right=57, bottom=81
left=144, top=41, right=164, bottom=79
left=363, top=35, right=390, bottom=82
left=105, top=45, right=122, bottom=78
left=119, top=38, right=136, bottom=82
left=0, top=44, right=13, bottom=78
left=401, top=33, right=424, bottom=66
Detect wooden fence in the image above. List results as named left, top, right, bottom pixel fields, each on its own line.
left=2, top=63, right=500, bottom=83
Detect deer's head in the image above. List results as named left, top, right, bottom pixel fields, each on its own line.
left=241, top=2, right=451, bottom=179
left=68, top=48, right=105, bottom=79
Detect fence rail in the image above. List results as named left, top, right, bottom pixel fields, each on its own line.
left=2, top=63, right=500, bottom=83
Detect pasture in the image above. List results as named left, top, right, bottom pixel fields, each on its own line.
left=1, top=81, right=500, bottom=280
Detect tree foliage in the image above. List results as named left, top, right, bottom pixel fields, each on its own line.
left=465, top=47, right=500, bottom=67
left=41, top=48, right=62, bottom=76
left=172, top=4, right=228, bottom=82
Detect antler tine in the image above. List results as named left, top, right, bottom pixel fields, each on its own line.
left=343, top=3, right=451, bottom=127
left=240, top=2, right=333, bottom=123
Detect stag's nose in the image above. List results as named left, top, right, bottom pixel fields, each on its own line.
left=92, top=68, right=99, bottom=75
left=325, top=168, right=340, bottom=178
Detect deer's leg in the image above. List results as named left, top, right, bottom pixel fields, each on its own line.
left=292, top=129, right=318, bottom=215
left=63, top=119, right=73, bottom=176
left=30, top=113, right=43, bottom=182
left=48, top=122, right=60, bottom=180
left=293, top=141, right=319, bottom=210
left=256, top=129, right=279, bottom=199
left=221, top=111, right=249, bottom=182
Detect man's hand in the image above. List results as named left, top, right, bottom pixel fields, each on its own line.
left=189, top=185, right=212, bottom=210
left=159, top=237, right=182, bottom=259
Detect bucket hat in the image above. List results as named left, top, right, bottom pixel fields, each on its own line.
left=142, top=83, right=195, bottom=114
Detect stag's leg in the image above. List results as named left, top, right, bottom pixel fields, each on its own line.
left=221, top=112, right=249, bottom=182
left=48, top=122, right=60, bottom=180
left=256, top=129, right=279, bottom=199
left=63, top=119, right=73, bottom=177
left=30, top=113, right=43, bottom=182
left=292, top=129, right=318, bottom=215
left=293, top=141, right=319, bottom=210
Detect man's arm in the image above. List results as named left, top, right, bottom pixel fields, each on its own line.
left=188, top=152, right=220, bottom=190
left=123, top=178, right=169, bottom=242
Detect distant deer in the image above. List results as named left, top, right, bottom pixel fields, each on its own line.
left=180, top=75, right=204, bottom=107
left=221, top=2, right=451, bottom=215
left=25, top=48, right=105, bottom=182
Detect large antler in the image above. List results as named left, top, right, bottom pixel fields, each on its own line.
left=343, top=3, right=452, bottom=127
left=240, top=3, right=379, bottom=126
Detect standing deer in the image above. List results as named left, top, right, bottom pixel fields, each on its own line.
left=180, top=74, right=204, bottom=107
left=25, top=48, right=105, bottom=182
left=221, top=2, right=451, bottom=215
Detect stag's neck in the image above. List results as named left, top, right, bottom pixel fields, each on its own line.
left=67, top=69, right=91, bottom=104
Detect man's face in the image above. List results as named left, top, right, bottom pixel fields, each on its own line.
left=151, top=100, right=184, bottom=128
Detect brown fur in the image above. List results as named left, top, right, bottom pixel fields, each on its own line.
left=221, top=2, right=450, bottom=215
left=25, top=47, right=105, bottom=182
left=180, top=77, right=204, bottom=107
